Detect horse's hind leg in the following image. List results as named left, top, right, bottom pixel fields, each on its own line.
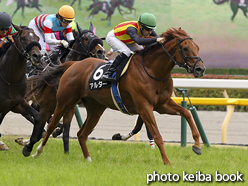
left=62, top=106, right=76, bottom=154
left=77, top=99, right=106, bottom=161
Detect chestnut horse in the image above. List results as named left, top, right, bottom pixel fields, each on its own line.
left=25, top=28, right=205, bottom=166
left=0, top=25, right=42, bottom=149
left=22, top=23, right=105, bottom=153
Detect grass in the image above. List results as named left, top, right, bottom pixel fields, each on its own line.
left=0, top=136, right=248, bottom=185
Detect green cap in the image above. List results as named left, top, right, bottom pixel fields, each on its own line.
left=138, top=13, right=156, bottom=29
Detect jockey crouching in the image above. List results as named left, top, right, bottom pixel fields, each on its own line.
left=100, top=12, right=165, bottom=82
left=28, top=5, right=75, bottom=56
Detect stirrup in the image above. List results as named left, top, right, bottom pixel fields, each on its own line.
left=100, top=74, right=116, bottom=82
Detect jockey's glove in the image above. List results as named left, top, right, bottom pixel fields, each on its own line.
left=60, top=40, right=69, bottom=48
left=156, top=37, right=165, bottom=44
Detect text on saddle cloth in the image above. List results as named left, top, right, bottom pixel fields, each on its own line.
left=89, top=55, right=133, bottom=90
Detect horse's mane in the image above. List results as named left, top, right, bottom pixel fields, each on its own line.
left=137, top=27, right=190, bottom=55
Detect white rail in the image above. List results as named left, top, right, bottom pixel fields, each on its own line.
left=172, top=78, right=248, bottom=144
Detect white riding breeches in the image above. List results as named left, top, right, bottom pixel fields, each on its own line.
left=106, top=29, right=144, bottom=57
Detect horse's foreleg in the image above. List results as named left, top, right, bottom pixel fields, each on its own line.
left=77, top=99, right=106, bottom=161
left=11, top=100, right=41, bottom=157
left=137, top=104, right=172, bottom=166
left=12, top=6, right=21, bottom=18
left=158, top=99, right=201, bottom=153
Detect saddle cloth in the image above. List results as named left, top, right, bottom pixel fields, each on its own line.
left=89, top=54, right=134, bottom=115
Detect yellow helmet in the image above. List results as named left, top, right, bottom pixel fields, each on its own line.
left=58, top=5, right=75, bottom=21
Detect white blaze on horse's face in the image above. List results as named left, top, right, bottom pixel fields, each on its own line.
left=29, top=33, right=34, bottom=38
left=97, top=44, right=105, bottom=51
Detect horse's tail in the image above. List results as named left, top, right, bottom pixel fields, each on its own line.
left=25, top=61, right=76, bottom=101
left=213, top=0, right=229, bottom=5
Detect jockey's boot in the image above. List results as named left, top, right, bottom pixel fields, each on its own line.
left=100, top=53, right=128, bottom=82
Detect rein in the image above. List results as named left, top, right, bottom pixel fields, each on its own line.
left=67, top=31, right=101, bottom=57
left=141, top=37, right=203, bottom=81
left=13, top=28, right=41, bottom=60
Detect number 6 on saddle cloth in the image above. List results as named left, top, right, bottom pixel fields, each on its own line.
left=89, top=55, right=133, bottom=114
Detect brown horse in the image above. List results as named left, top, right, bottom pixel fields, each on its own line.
left=12, top=0, right=43, bottom=19
left=25, top=28, right=205, bottom=166
left=0, top=25, right=42, bottom=148
left=22, top=23, right=105, bottom=153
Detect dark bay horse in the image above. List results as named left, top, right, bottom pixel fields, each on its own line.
left=22, top=23, right=105, bottom=153
left=87, top=0, right=135, bottom=26
left=213, top=0, right=248, bottom=21
left=24, top=28, right=205, bottom=166
left=0, top=25, right=42, bottom=148
left=12, top=0, right=43, bottom=19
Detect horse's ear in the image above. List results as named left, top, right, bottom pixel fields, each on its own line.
left=13, top=24, right=21, bottom=32
left=89, top=22, right=93, bottom=32
left=179, top=27, right=181, bottom=30
left=76, top=22, right=83, bottom=36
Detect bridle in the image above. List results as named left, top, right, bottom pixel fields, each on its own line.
left=68, top=31, right=103, bottom=57
left=12, top=27, right=41, bottom=61
left=142, top=37, right=203, bottom=81
left=171, top=37, right=203, bottom=73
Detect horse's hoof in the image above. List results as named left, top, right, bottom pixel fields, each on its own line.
left=0, top=142, right=9, bottom=151
left=192, top=146, right=202, bottom=155
left=15, top=138, right=24, bottom=146
left=22, top=145, right=31, bottom=157
left=85, top=156, right=92, bottom=162
left=112, top=133, right=122, bottom=140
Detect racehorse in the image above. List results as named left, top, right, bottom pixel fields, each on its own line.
left=12, top=0, right=42, bottom=19
left=0, top=25, right=42, bottom=149
left=87, top=0, right=135, bottom=26
left=23, top=27, right=205, bottom=166
left=213, top=0, right=248, bottom=21
left=116, top=0, right=136, bottom=19
left=22, top=23, right=105, bottom=153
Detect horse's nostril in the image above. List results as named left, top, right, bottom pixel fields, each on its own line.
left=97, top=50, right=103, bottom=55
left=195, top=67, right=204, bottom=72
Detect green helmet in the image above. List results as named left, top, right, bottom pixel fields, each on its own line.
left=138, top=13, right=156, bottom=29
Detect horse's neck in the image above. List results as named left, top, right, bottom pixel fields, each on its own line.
left=1, top=45, right=26, bottom=81
left=144, top=41, right=177, bottom=79
left=65, top=42, right=88, bottom=62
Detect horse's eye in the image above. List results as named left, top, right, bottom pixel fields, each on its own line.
left=183, top=47, right=188, bottom=52
left=84, top=38, right=89, bottom=41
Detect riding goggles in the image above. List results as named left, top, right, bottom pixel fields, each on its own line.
left=61, top=18, right=72, bottom=24
left=143, top=26, right=153, bottom=32
left=0, top=27, right=10, bottom=31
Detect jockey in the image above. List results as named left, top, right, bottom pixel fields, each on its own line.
left=28, top=5, right=75, bottom=55
left=100, top=12, right=165, bottom=82
left=0, top=12, right=17, bottom=46
left=47, top=21, right=77, bottom=53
